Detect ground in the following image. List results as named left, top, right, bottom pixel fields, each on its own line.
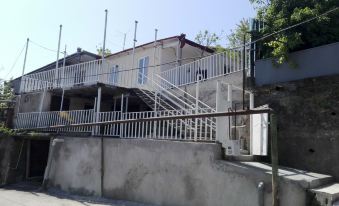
left=0, top=183, right=155, bottom=206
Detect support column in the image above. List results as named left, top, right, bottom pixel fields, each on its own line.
left=37, top=89, right=47, bottom=127
left=96, top=87, right=102, bottom=134
left=120, top=94, right=124, bottom=138
left=194, top=75, right=200, bottom=141
left=60, top=89, right=65, bottom=111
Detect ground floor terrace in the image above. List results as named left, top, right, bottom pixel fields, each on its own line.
left=14, top=83, right=218, bottom=143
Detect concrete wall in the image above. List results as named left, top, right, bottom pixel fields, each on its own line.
left=16, top=92, right=52, bottom=113
left=47, top=137, right=332, bottom=206
left=48, top=137, right=101, bottom=196
left=255, top=42, right=339, bottom=86
left=255, top=74, right=339, bottom=181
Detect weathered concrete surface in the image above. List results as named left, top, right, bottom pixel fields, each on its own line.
left=0, top=185, right=155, bottom=206
left=255, top=74, right=339, bottom=181
left=255, top=42, right=339, bottom=86
left=48, top=137, right=101, bottom=196
left=47, top=137, right=335, bottom=206
left=0, top=136, right=27, bottom=185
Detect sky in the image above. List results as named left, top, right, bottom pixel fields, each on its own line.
left=0, top=0, right=255, bottom=80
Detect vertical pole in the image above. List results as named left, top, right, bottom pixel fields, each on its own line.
left=18, top=38, right=30, bottom=114
left=242, top=34, right=246, bottom=110
left=227, top=84, right=232, bottom=102
left=122, top=33, right=126, bottom=50
left=55, top=25, right=62, bottom=88
left=194, top=75, right=200, bottom=141
left=60, top=89, right=65, bottom=111
left=96, top=87, right=102, bottom=136
left=102, top=9, right=108, bottom=60
left=92, top=97, right=97, bottom=136
left=153, top=29, right=158, bottom=73
left=131, top=21, right=138, bottom=85
left=120, top=94, right=124, bottom=138
left=56, top=25, right=62, bottom=69
left=125, top=95, right=129, bottom=113
left=153, top=91, right=158, bottom=138
left=250, top=93, right=254, bottom=109
left=37, top=89, right=47, bottom=127
left=270, top=113, right=279, bottom=206
left=22, top=38, right=29, bottom=76
left=61, top=45, right=67, bottom=87
left=113, top=97, right=117, bottom=111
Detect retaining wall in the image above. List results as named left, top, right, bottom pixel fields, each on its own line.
left=47, top=137, right=333, bottom=206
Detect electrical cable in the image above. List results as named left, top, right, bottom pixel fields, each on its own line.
left=4, top=43, right=26, bottom=79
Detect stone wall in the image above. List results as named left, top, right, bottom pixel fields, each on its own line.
left=255, top=74, right=339, bottom=180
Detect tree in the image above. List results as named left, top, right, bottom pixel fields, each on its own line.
left=0, top=80, right=14, bottom=109
left=195, top=30, right=225, bottom=54
left=227, top=19, right=251, bottom=48
left=96, top=47, right=112, bottom=56
left=250, top=0, right=339, bottom=65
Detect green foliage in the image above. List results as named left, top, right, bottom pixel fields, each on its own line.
left=0, top=80, right=15, bottom=109
left=195, top=30, right=220, bottom=48
left=0, top=123, right=15, bottom=137
left=227, top=18, right=251, bottom=48
left=97, top=47, right=112, bottom=56
left=250, top=0, right=339, bottom=65
left=195, top=30, right=226, bottom=55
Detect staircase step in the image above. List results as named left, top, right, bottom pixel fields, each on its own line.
left=312, top=183, right=339, bottom=206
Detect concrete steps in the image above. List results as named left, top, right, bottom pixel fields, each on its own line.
left=311, top=183, right=339, bottom=206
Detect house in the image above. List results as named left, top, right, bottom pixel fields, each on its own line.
left=13, top=34, right=227, bottom=133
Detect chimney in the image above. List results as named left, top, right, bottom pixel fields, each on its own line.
left=77, top=47, right=82, bottom=53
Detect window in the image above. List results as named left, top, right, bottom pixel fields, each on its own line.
left=138, top=56, right=149, bottom=84
left=110, top=65, right=119, bottom=84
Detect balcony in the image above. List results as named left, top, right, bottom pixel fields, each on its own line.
left=19, top=59, right=146, bottom=93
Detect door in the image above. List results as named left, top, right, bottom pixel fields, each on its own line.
left=138, top=56, right=149, bottom=84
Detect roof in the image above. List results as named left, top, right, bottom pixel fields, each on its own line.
left=105, top=34, right=215, bottom=58
left=14, top=50, right=100, bottom=80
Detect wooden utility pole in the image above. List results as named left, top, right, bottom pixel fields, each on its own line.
left=270, top=113, right=279, bottom=206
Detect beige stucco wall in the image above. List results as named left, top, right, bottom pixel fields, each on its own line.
left=106, top=38, right=212, bottom=90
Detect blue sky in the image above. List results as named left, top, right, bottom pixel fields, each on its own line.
left=0, top=0, right=255, bottom=80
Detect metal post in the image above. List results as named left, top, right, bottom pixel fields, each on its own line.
left=61, top=45, right=67, bottom=87
left=131, top=21, right=138, bottom=85
left=194, top=75, right=200, bottom=141
left=125, top=95, right=129, bottom=113
left=92, top=97, right=97, bottom=136
left=22, top=38, right=29, bottom=76
left=153, top=29, right=158, bottom=73
left=242, top=34, right=246, bottom=110
left=56, top=25, right=62, bottom=69
left=17, top=38, right=30, bottom=114
left=113, top=97, right=117, bottom=111
left=270, top=113, right=279, bottom=206
left=95, top=87, right=102, bottom=136
left=37, top=89, right=47, bottom=127
left=60, top=89, right=65, bottom=111
left=250, top=93, right=254, bottom=109
left=227, top=84, right=232, bottom=102
left=120, top=94, right=124, bottom=138
left=122, top=33, right=126, bottom=50
left=102, top=9, right=108, bottom=60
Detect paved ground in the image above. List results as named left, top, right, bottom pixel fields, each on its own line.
left=0, top=183, right=155, bottom=206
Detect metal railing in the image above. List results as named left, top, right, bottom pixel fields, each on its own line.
left=15, top=109, right=95, bottom=132
left=19, top=59, right=140, bottom=93
left=160, top=48, right=250, bottom=87
left=15, top=108, right=216, bottom=141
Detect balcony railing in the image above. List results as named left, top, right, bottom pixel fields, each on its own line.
left=19, top=59, right=140, bottom=93
left=160, top=47, right=251, bottom=87
left=15, top=108, right=216, bottom=141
